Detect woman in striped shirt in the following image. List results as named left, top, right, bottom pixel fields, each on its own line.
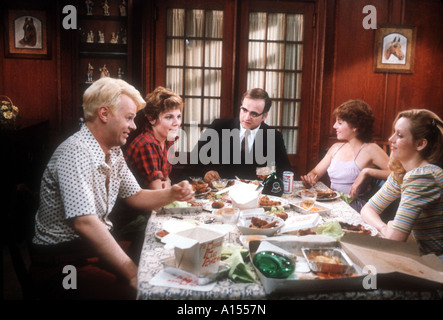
left=361, top=109, right=443, bottom=256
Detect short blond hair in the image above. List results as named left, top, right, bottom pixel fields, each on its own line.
left=82, top=77, right=146, bottom=121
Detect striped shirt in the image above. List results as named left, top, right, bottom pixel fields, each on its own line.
left=368, top=164, right=443, bottom=255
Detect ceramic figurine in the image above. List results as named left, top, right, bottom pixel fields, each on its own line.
left=102, top=0, right=110, bottom=16
left=86, top=63, right=94, bottom=83
left=117, top=67, right=124, bottom=79
left=98, top=31, right=105, bottom=43
left=86, top=30, right=94, bottom=43
left=100, top=64, right=110, bottom=78
left=119, top=0, right=127, bottom=16
left=110, top=32, right=119, bottom=44
left=86, top=0, right=94, bottom=15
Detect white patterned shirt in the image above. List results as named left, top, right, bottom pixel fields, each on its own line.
left=33, top=125, right=141, bottom=245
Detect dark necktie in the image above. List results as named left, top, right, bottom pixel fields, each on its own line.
left=241, top=130, right=250, bottom=162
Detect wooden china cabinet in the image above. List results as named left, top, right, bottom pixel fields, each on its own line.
left=72, top=0, right=135, bottom=122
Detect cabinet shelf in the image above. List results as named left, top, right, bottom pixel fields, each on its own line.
left=79, top=43, right=128, bottom=58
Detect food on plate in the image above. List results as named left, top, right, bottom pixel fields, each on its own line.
left=250, top=216, right=278, bottom=229
left=315, top=188, right=337, bottom=199
left=313, top=255, right=341, bottom=265
left=266, top=206, right=288, bottom=220
left=259, top=195, right=281, bottom=207
left=191, top=181, right=210, bottom=194
left=164, top=201, right=193, bottom=208
left=273, top=211, right=288, bottom=221
left=339, top=221, right=372, bottom=235
left=212, top=200, right=225, bottom=208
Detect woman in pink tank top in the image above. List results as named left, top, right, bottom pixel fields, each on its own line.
left=301, top=100, right=390, bottom=212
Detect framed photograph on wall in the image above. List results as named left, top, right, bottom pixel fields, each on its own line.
left=373, top=24, right=416, bottom=74
left=4, top=9, right=51, bottom=59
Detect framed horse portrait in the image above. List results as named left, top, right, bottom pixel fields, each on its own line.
left=373, top=25, right=416, bottom=74
left=4, top=9, right=51, bottom=59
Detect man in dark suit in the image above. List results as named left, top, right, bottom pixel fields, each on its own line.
left=192, top=88, right=291, bottom=182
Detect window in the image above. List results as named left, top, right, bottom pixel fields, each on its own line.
left=165, top=8, right=224, bottom=152
left=246, top=12, right=304, bottom=154
left=155, top=0, right=315, bottom=170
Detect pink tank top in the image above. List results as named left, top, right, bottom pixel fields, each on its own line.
left=327, top=143, right=365, bottom=194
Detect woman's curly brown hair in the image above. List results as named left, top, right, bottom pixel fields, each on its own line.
left=333, top=100, right=375, bottom=142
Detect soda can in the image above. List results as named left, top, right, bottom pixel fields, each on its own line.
left=283, top=171, right=294, bottom=193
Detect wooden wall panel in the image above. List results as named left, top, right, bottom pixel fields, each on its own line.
left=318, top=0, right=443, bottom=166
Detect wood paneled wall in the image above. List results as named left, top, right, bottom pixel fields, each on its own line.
left=319, top=0, right=443, bottom=160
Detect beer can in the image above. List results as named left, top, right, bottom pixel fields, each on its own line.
left=283, top=171, right=294, bottom=193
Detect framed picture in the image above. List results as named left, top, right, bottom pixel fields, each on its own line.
left=373, top=24, right=416, bottom=74
left=4, top=9, right=51, bottom=59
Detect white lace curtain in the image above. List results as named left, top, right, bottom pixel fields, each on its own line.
left=166, top=9, right=303, bottom=154
left=166, top=9, right=223, bottom=152
left=247, top=12, right=303, bottom=154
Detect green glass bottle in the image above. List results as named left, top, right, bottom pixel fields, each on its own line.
left=262, top=164, right=284, bottom=197
left=253, top=251, right=295, bottom=279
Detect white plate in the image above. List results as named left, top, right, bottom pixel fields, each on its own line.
left=161, top=205, right=203, bottom=214
left=237, top=214, right=284, bottom=236
left=290, top=201, right=331, bottom=215
left=337, top=221, right=378, bottom=237
left=259, top=195, right=289, bottom=208
left=295, top=190, right=340, bottom=201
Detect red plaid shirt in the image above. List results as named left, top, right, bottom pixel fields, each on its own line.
left=124, top=130, right=176, bottom=188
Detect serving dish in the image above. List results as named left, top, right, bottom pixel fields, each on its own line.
left=295, top=189, right=340, bottom=201
left=290, top=201, right=331, bottom=215
left=259, top=195, right=289, bottom=209
left=301, top=247, right=354, bottom=274
left=237, top=214, right=284, bottom=236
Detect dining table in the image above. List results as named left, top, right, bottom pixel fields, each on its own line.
left=136, top=181, right=442, bottom=301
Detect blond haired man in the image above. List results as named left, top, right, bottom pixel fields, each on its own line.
left=31, top=78, right=194, bottom=299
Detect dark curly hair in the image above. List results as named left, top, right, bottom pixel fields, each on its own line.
left=333, top=100, right=375, bottom=142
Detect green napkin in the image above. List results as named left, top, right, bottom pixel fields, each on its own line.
left=221, top=244, right=256, bottom=283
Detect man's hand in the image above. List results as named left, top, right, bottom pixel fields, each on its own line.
left=204, top=170, right=221, bottom=183
left=171, top=180, right=195, bottom=202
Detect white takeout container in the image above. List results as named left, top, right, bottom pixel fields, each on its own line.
left=161, top=226, right=228, bottom=277
left=279, top=213, right=321, bottom=234
left=229, top=183, right=260, bottom=209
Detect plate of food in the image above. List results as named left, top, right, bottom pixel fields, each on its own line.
left=337, top=221, right=378, bottom=236
left=161, top=201, right=203, bottom=214
left=237, top=214, right=284, bottom=236
left=259, top=195, right=289, bottom=209
left=296, top=188, right=340, bottom=201
left=190, top=180, right=212, bottom=197
left=290, top=201, right=331, bottom=215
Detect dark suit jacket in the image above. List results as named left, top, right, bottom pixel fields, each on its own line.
left=191, top=118, right=291, bottom=180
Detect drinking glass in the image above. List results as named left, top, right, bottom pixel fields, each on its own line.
left=301, top=189, right=317, bottom=210
left=221, top=208, right=239, bottom=224
left=212, top=179, right=228, bottom=191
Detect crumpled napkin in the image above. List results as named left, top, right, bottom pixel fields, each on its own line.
left=221, top=244, right=256, bottom=283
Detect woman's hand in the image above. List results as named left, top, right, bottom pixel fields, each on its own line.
left=349, top=169, right=368, bottom=197
left=301, top=173, right=318, bottom=188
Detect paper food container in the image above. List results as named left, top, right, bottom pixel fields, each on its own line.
left=230, top=183, right=260, bottom=209
left=279, top=213, right=321, bottom=234
left=249, top=233, right=443, bottom=295
left=161, top=226, right=228, bottom=277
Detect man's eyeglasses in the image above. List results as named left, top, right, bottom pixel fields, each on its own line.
left=240, top=107, right=266, bottom=119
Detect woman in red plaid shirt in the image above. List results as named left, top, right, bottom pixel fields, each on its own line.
left=124, top=87, right=183, bottom=189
